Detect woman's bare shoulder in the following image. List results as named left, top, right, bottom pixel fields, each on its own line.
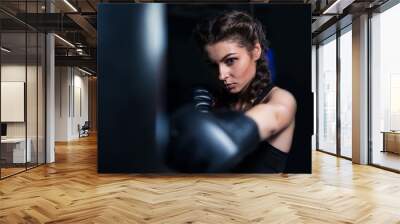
left=266, top=87, right=297, bottom=109
left=245, top=86, right=296, bottom=140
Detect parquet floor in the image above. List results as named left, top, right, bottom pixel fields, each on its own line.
left=1, top=134, right=400, bottom=223
left=1, top=167, right=26, bottom=178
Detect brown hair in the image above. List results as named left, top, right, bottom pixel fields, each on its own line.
left=194, top=10, right=271, bottom=111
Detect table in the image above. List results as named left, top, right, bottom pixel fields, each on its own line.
left=1, top=138, right=32, bottom=163
left=381, top=131, right=400, bottom=154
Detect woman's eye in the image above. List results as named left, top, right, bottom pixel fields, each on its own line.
left=225, top=58, right=236, bottom=66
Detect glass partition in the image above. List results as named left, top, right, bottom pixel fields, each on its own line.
left=0, top=1, right=46, bottom=179
left=1, top=30, right=28, bottom=177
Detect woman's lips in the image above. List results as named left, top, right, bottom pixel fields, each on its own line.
left=225, top=83, right=236, bottom=90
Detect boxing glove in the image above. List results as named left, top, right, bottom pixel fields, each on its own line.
left=192, top=87, right=214, bottom=113
left=166, top=105, right=260, bottom=173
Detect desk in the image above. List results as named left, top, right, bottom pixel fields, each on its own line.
left=381, top=131, right=400, bottom=154
left=1, top=138, right=31, bottom=163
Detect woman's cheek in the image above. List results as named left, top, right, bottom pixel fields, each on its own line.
left=231, top=62, right=239, bottom=76
left=237, top=62, right=247, bottom=79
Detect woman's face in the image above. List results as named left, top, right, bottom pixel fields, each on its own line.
left=205, top=40, right=261, bottom=93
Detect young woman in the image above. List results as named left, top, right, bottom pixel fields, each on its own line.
left=192, top=10, right=297, bottom=173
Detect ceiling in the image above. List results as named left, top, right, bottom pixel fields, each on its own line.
left=0, top=0, right=391, bottom=74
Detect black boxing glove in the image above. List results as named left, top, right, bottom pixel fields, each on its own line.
left=166, top=105, right=260, bottom=173
left=192, top=87, right=214, bottom=113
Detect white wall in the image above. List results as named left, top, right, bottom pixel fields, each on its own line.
left=55, top=66, right=70, bottom=141
left=1, top=65, right=26, bottom=140
left=55, top=66, right=89, bottom=141
left=72, top=72, right=89, bottom=138
left=1, top=65, right=38, bottom=138
left=1, top=64, right=26, bottom=81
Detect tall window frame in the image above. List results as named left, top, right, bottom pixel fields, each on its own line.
left=368, top=0, right=400, bottom=173
left=315, top=24, right=353, bottom=160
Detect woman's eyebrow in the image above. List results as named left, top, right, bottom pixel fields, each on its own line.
left=219, top=53, right=236, bottom=62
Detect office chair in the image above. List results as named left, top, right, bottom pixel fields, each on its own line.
left=79, top=121, right=90, bottom=138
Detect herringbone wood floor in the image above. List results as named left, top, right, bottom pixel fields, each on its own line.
left=1, top=135, right=400, bottom=223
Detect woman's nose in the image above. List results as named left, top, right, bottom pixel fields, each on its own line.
left=218, top=65, right=229, bottom=81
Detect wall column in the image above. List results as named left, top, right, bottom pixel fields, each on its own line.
left=352, top=14, right=369, bottom=164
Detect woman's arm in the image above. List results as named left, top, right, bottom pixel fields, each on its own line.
left=245, top=88, right=297, bottom=140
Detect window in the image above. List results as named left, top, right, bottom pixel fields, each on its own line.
left=339, top=28, right=352, bottom=158
left=317, top=35, right=337, bottom=154
left=370, top=2, right=400, bottom=171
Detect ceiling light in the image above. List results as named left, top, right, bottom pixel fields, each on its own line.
left=78, top=67, right=92, bottom=76
left=54, top=34, right=75, bottom=48
left=1, top=47, right=11, bottom=53
left=322, top=0, right=354, bottom=15
left=63, top=0, right=78, bottom=12
left=323, top=0, right=341, bottom=14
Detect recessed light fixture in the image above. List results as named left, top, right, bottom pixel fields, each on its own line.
left=1, top=47, right=11, bottom=53
left=63, top=0, right=78, bottom=12
left=54, top=34, right=75, bottom=48
left=76, top=48, right=84, bottom=55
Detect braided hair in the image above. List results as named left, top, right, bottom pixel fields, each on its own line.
left=194, top=10, right=272, bottom=111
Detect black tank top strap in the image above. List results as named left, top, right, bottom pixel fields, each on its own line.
left=253, top=83, right=275, bottom=105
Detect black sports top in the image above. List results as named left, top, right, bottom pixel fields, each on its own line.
left=233, top=83, right=289, bottom=173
